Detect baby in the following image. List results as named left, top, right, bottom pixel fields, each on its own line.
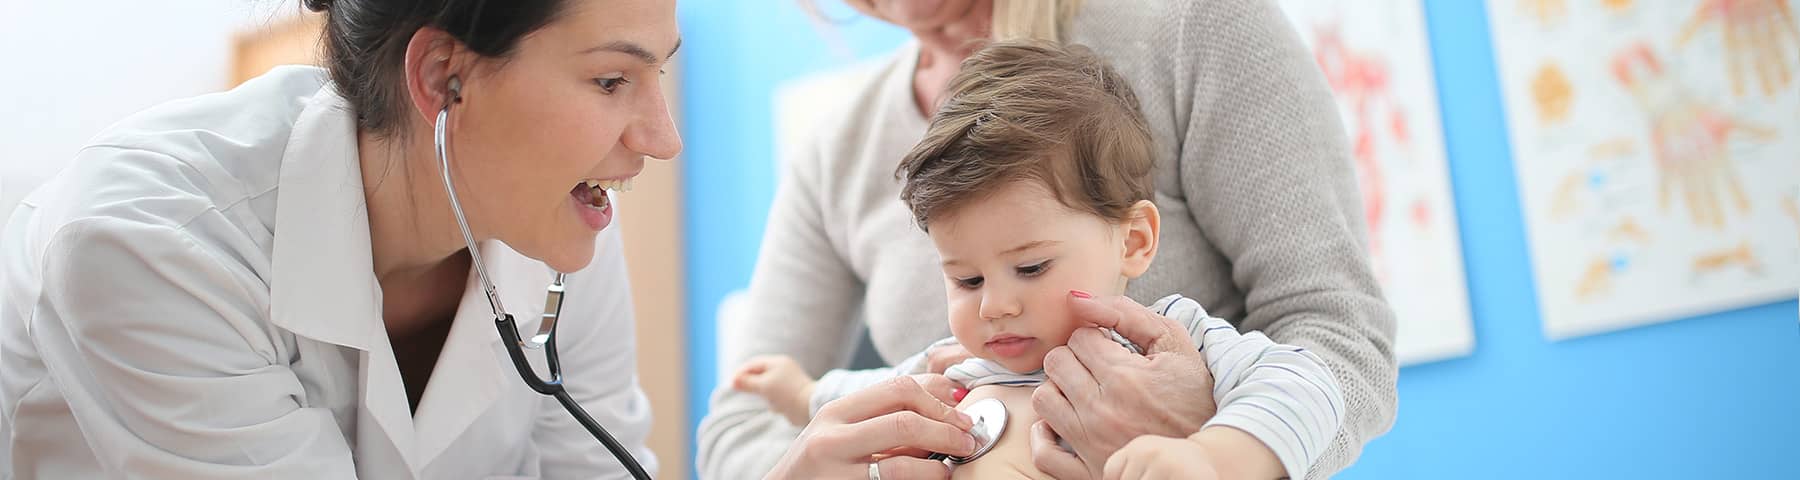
left=733, top=41, right=1345, bottom=479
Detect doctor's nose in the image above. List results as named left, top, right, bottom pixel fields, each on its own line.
left=624, top=80, right=683, bottom=162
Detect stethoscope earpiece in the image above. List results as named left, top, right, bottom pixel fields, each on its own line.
left=447, top=75, right=464, bottom=105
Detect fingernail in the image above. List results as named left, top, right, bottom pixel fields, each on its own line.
left=959, top=411, right=976, bottom=427
left=1069, top=289, right=1093, bottom=299
left=952, top=388, right=969, bottom=403
left=965, top=433, right=980, bottom=453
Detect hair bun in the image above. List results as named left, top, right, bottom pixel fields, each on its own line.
left=303, top=0, right=333, bottom=12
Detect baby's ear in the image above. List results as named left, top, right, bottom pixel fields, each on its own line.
left=1119, top=200, right=1161, bottom=278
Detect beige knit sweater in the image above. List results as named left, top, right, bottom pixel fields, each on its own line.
left=696, top=0, right=1398, bottom=478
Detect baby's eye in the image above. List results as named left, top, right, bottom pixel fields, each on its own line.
left=955, top=276, right=985, bottom=289
left=1016, top=260, right=1051, bottom=277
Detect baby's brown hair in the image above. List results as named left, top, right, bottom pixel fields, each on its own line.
left=897, top=40, right=1155, bottom=231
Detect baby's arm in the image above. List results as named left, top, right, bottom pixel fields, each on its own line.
left=732, top=338, right=955, bottom=426
left=728, top=355, right=819, bottom=427
left=1156, top=295, right=1347, bottom=479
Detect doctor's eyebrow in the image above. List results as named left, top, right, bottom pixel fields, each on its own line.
left=580, top=38, right=682, bottom=64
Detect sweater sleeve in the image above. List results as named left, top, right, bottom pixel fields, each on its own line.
left=1173, top=0, right=1399, bottom=477
left=694, top=127, right=867, bottom=479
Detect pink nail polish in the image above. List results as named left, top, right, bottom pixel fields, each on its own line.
left=952, top=388, right=969, bottom=403
left=1069, top=289, right=1093, bottom=299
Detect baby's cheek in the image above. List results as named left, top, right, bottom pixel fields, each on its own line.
left=1039, top=316, right=1087, bottom=349
left=946, top=300, right=988, bottom=357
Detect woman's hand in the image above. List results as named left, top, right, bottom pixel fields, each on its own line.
left=731, top=355, right=818, bottom=427
left=766, top=376, right=977, bottom=480
left=1102, top=435, right=1221, bottom=480
left=1030, top=292, right=1218, bottom=479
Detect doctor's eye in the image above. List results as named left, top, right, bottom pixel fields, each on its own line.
left=955, top=276, right=985, bottom=289
left=594, top=75, right=632, bottom=94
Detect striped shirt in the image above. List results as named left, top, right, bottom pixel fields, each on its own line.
left=809, top=294, right=1346, bottom=479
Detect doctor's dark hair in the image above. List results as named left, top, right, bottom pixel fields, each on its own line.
left=303, top=0, right=567, bottom=136
left=896, top=40, right=1155, bottom=231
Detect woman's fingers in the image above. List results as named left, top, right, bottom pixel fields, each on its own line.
left=820, top=376, right=971, bottom=429
left=1031, top=380, right=1079, bottom=440
left=1031, top=420, right=1091, bottom=480
left=1041, top=345, right=1101, bottom=407
left=874, top=455, right=952, bottom=480
left=834, top=409, right=978, bottom=460
left=906, top=374, right=963, bottom=406
left=1067, top=293, right=1188, bottom=355
left=809, top=376, right=977, bottom=460
left=1065, top=327, right=1141, bottom=371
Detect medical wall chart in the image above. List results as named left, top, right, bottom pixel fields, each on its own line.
left=1487, top=0, right=1800, bottom=339
left=1277, top=0, right=1476, bottom=365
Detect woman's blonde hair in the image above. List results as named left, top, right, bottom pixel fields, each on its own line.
left=805, top=0, right=1084, bottom=44
left=991, top=0, right=1083, bottom=42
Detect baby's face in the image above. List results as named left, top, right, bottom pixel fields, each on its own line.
left=928, top=180, right=1130, bottom=373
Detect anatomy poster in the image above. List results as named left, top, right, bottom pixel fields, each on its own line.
left=1488, top=0, right=1800, bottom=339
left=1278, top=1, right=1475, bottom=365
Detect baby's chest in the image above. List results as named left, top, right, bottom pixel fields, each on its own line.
left=951, top=386, right=1057, bottom=480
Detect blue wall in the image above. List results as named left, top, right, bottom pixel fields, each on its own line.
left=674, top=0, right=910, bottom=469
left=676, top=1, right=1800, bottom=478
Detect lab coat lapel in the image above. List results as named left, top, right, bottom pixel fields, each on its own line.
left=268, top=85, right=424, bottom=477
left=413, top=240, right=550, bottom=466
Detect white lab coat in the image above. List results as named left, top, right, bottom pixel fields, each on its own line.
left=0, top=67, right=655, bottom=479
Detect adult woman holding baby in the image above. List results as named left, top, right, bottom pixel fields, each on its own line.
left=0, top=0, right=989, bottom=477
left=700, top=0, right=1399, bottom=479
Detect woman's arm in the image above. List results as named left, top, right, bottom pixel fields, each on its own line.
left=695, top=133, right=869, bottom=478
left=29, top=215, right=358, bottom=478
left=1175, top=0, right=1398, bottom=476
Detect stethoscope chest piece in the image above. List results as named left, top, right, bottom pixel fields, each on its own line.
left=932, top=397, right=1007, bottom=464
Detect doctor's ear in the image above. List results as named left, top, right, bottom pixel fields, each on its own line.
left=401, top=27, right=471, bottom=123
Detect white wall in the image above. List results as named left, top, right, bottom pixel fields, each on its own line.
left=0, top=0, right=299, bottom=226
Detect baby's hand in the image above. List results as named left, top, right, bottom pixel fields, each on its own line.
left=925, top=342, right=975, bottom=374
left=730, top=355, right=817, bottom=427
left=1102, top=435, right=1222, bottom=480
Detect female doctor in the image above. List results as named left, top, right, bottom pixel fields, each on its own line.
left=0, top=0, right=979, bottom=478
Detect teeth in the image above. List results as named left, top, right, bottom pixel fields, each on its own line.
left=583, top=178, right=636, bottom=192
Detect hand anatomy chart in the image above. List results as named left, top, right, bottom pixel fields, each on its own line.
left=1488, top=0, right=1800, bottom=339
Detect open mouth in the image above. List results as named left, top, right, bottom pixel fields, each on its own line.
left=573, top=178, right=633, bottom=210
left=570, top=177, right=633, bottom=230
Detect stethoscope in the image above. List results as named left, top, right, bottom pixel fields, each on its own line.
left=434, top=76, right=653, bottom=480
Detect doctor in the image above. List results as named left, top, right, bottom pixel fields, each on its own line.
left=0, top=0, right=977, bottom=478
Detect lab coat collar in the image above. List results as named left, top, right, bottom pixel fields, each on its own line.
left=267, top=83, right=555, bottom=475
left=268, top=83, right=381, bottom=352
left=414, top=239, right=553, bottom=466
